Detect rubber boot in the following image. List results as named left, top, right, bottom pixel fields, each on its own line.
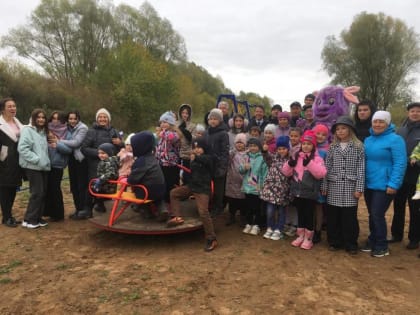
left=301, top=229, right=314, bottom=250
left=291, top=227, right=305, bottom=247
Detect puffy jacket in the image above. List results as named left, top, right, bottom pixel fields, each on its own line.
left=240, top=151, right=268, bottom=195
left=0, top=115, right=24, bottom=186
left=18, top=125, right=51, bottom=171
left=364, top=124, right=407, bottom=191
left=189, top=154, right=213, bottom=195
left=59, top=121, right=88, bottom=161
left=206, top=123, right=229, bottom=178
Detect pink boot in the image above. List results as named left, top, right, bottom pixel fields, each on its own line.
left=300, top=229, right=314, bottom=250
left=291, top=228, right=305, bottom=247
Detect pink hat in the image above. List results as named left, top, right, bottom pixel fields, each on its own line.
left=300, top=130, right=317, bottom=147
left=277, top=111, right=291, bottom=120
left=234, top=133, right=248, bottom=144
left=312, top=124, right=329, bottom=135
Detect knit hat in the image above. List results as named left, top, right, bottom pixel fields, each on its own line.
left=372, top=110, right=391, bottom=125
left=192, top=136, right=208, bottom=153
left=331, top=116, right=356, bottom=134
left=300, top=130, right=317, bottom=147
left=125, top=133, right=135, bottom=145
left=98, top=143, right=115, bottom=157
left=264, top=123, right=276, bottom=135
left=208, top=108, right=223, bottom=122
left=276, top=136, right=290, bottom=149
left=277, top=111, right=291, bottom=120
left=235, top=133, right=248, bottom=144
left=247, top=137, right=262, bottom=151
left=159, top=111, right=176, bottom=125
left=131, top=131, right=155, bottom=157
left=312, top=123, right=329, bottom=135
left=96, top=108, right=111, bottom=122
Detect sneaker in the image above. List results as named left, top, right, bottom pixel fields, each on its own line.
left=263, top=228, right=273, bottom=239
left=24, top=222, right=40, bottom=229
left=249, top=225, right=260, bottom=236
left=360, top=243, right=372, bottom=253
left=284, top=226, right=297, bottom=237
left=270, top=230, right=285, bottom=241
left=38, top=219, right=49, bottom=227
left=412, top=191, right=420, bottom=200
left=242, top=224, right=252, bottom=234
left=204, top=239, right=218, bottom=252
left=371, top=249, right=390, bottom=257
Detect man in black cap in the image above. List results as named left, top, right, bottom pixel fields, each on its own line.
left=390, top=102, right=420, bottom=250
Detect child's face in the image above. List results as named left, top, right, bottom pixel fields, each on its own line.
left=125, top=143, right=133, bottom=152
left=264, top=131, right=274, bottom=141
left=289, top=131, right=300, bottom=146
left=304, top=108, right=313, bottom=120
left=180, top=109, right=189, bottom=121
left=160, top=121, right=170, bottom=130
left=335, top=125, right=351, bottom=141
left=277, top=147, right=289, bottom=158
left=248, top=143, right=260, bottom=154
left=193, top=146, right=204, bottom=155
left=208, top=117, right=220, bottom=128
left=278, top=118, right=289, bottom=128
left=234, top=117, right=244, bottom=129
left=250, top=130, right=260, bottom=138
left=98, top=149, right=109, bottom=161
left=235, top=141, right=246, bottom=151
left=301, top=141, right=314, bottom=153
left=315, top=132, right=327, bottom=144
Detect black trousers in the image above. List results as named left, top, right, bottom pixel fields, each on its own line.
left=212, top=176, right=226, bottom=212
left=0, top=186, right=17, bottom=222
left=392, top=181, right=420, bottom=242
left=161, top=165, right=180, bottom=203
left=326, top=204, right=359, bottom=250
left=244, top=194, right=262, bottom=226
left=295, top=197, right=316, bottom=230
left=68, top=156, right=88, bottom=212
left=24, top=169, right=48, bottom=224
left=44, top=168, right=64, bottom=220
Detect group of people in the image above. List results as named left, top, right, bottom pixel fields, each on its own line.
left=1, top=95, right=420, bottom=256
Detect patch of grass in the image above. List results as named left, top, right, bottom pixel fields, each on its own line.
left=0, top=260, right=22, bottom=275
left=56, top=263, right=69, bottom=270
left=123, top=291, right=141, bottom=302
left=0, top=278, right=12, bottom=284
left=140, top=273, right=151, bottom=281
left=97, top=294, right=108, bottom=303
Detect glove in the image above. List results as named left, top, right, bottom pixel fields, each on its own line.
left=303, top=151, right=315, bottom=166
left=93, top=179, right=101, bottom=192
left=288, top=156, right=297, bottom=167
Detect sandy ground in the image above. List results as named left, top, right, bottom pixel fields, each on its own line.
left=1, top=183, right=420, bottom=315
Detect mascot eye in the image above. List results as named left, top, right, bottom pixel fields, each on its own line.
left=328, top=98, right=335, bottom=105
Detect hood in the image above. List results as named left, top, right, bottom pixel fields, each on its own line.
left=131, top=131, right=155, bottom=157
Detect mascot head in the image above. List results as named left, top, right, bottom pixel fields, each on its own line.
left=313, top=86, right=360, bottom=128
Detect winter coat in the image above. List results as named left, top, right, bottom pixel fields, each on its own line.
left=155, top=129, right=180, bottom=167
left=225, top=150, right=247, bottom=199
left=18, top=125, right=51, bottom=171
left=0, top=115, right=24, bottom=187
left=49, top=139, right=72, bottom=169
left=275, top=126, right=290, bottom=139
left=117, top=148, right=134, bottom=177
left=282, top=151, right=326, bottom=200
left=95, top=156, right=119, bottom=194
left=240, top=151, right=268, bottom=195
left=321, top=141, right=365, bottom=207
left=189, top=154, right=213, bottom=195
left=397, top=119, right=420, bottom=185
left=177, top=104, right=196, bottom=160
left=128, top=153, right=166, bottom=201
left=260, top=153, right=291, bottom=206
left=264, top=137, right=276, bottom=154
left=206, top=123, right=229, bottom=178
left=248, top=117, right=269, bottom=132
left=59, top=121, right=88, bottom=161
left=364, top=124, right=407, bottom=191
left=81, top=123, right=123, bottom=179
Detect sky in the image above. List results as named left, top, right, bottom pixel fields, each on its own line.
left=0, top=0, right=419, bottom=107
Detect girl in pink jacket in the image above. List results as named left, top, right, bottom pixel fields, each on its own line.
left=282, top=130, right=327, bottom=250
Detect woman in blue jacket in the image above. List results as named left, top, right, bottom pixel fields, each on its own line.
left=362, top=111, right=407, bottom=257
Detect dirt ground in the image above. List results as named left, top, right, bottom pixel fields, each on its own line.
left=1, top=182, right=420, bottom=315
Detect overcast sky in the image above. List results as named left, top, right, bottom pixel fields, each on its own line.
left=1, top=0, right=419, bottom=107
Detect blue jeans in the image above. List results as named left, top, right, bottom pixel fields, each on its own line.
left=364, top=189, right=394, bottom=251
left=266, top=202, right=286, bottom=231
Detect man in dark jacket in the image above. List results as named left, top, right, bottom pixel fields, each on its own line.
left=389, top=102, right=420, bottom=249
left=248, top=105, right=269, bottom=131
